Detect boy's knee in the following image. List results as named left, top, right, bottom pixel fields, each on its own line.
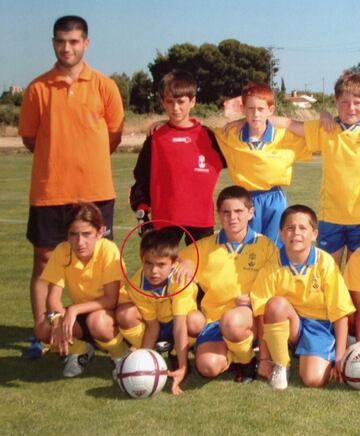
left=264, top=296, right=289, bottom=319
left=187, top=310, right=206, bottom=337
left=196, top=354, right=225, bottom=378
left=220, top=311, right=251, bottom=342
left=116, top=303, right=141, bottom=329
left=300, top=366, right=330, bottom=388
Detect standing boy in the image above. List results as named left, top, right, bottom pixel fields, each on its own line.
left=179, top=186, right=278, bottom=382
left=116, top=228, right=202, bottom=395
left=130, top=70, right=226, bottom=244
left=214, top=83, right=311, bottom=246
left=19, top=16, right=124, bottom=357
left=251, top=205, right=355, bottom=390
left=271, top=71, right=360, bottom=265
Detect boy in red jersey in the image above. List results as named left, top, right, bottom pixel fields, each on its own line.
left=130, top=70, right=226, bottom=244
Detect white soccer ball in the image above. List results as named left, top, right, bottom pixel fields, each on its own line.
left=116, top=349, right=168, bottom=399
left=341, top=341, right=360, bottom=389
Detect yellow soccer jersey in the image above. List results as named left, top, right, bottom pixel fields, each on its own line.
left=214, top=121, right=311, bottom=191
left=125, top=267, right=198, bottom=323
left=41, top=238, right=123, bottom=304
left=251, top=245, right=355, bottom=321
left=344, top=248, right=360, bottom=291
left=180, top=228, right=278, bottom=322
left=304, top=119, right=360, bottom=224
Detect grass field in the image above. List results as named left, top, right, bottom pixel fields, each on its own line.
left=1, top=152, right=359, bottom=436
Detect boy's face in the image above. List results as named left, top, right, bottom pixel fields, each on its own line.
left=68, top=219, right=102, bottom=263
left=218, top=198, right=254, bottom=239
left=243, top=96, right=275, bottom=131
left=142, top=251, right=175, bottom=287
left=280, top=212, right=318, bottom=256
left=336, top=92, right=360, bottom=125
left=53, top=29, right=89, bottom=69
left=161, top=94, right=196, bottom=127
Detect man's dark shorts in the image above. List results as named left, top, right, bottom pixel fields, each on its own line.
left=27, top=199, right=115, bottom=247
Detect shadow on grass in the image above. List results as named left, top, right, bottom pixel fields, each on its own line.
left=86, top=360, right=219, bottom=400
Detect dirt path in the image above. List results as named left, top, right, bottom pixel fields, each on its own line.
left=0, top=133, right=146, bottom=150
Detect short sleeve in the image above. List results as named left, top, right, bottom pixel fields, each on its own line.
left=101, top=240, right=123, bottom=285
left=41, top=243, right=68, bottom=288
left=304, top=119, right=321, bottom=153
left=344, top=249, right=360, bottom=292
left=18, top=84, right=40, bottom=137
left=102, top=78, right=124, bottom=133
left=250, top=263, right=277, bottom=317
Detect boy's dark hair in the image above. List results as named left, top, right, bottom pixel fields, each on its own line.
left=65, top=202, right=103, bottom=233
left=140, top=228, right=179, bottom=262
left=158, top=70, right=197, bottom=99
left=53, top=16, right=88, bottom=38
left=280, top=204, right=318, bottom=230
left=335, top=70, right=360, bottom=98
left=216, top=185, right=253, bottom=210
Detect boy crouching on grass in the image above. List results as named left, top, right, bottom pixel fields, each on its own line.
left=116, top=228, right=203, bottom=395
left=251, top=205, right=355, bottom=390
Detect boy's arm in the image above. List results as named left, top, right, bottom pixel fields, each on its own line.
left=270, top=115, right=305, bottom=137
left=333, top=316, right=349, bottom=381
left=142, top=319, right=160, bottom=349
left=350, top=291, right=360, bottom=341
left=169, top=315, right=188, bottom=395
left=129, top=136, right=152, bottom=212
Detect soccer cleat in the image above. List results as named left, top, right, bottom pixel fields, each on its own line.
left=233, top=357, right=257, bottom=383
left=155, top=341, right=173, bottom=354
left=269, top=364, right=289, bottom=390
left=24, top=337, right=45, bottom=360
left=63, top=343, right=95, bottom=378
left=112, top=356, right=124, bottom=381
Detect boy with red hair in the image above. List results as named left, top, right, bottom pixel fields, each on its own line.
left=215, top=83, right=311, bottom=246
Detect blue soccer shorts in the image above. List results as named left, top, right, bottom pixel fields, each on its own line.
left=195, top=321, right=223, bottom=348
left=317, top=221, right=360, bottom=253
left=250, top=186, right=287, bottom=248
left=294, top=317, right=335, bottom=363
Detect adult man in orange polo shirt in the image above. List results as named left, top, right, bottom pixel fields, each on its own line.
left=19, top=15, right=124, bottom=358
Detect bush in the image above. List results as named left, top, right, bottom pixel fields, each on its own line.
left=191, top=103, right=220, bottom=118
left=0, top=104, right=20, bottom=126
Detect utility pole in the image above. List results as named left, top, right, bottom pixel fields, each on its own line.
left=266, top=46, right=284, bottom=89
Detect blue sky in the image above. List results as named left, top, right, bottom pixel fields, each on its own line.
left=1, top=0, right=360, bottom=94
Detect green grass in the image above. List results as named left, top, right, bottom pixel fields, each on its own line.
left=1, top=152, right=358, bottom=436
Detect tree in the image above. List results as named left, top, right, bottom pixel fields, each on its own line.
left=110, top=73, right=131, bottom=109
left=130, top=71, right=153, bottom=113
left=281, top=77, right=286, bottom=94
left=148, top=39, right=273, bottom=107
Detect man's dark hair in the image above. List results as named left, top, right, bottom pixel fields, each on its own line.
left=53, top=16, right=88, bottom=38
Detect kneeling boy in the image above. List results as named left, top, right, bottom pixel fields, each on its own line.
left=180, top=186, right=278, bottom=382
left=251, top=205, right=355, bottom=390
left=116, top=228, right=202, bottom=395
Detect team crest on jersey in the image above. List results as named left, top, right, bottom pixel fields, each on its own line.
left=194, top=154, right=209, bottom=173
left=172, top=137, right=192, bottom=143
left=311, top=276, right=320, bottom=291
left=248, top=252, right=256, bottom=268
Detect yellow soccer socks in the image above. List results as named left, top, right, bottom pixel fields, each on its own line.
left=95, top=332, right=128, bottom=359
left=263, top=320, right=290, bottom=367
left=69, top=339, right=89, bottom=355
left=224, top=332, right=255, bottom=364
left=120, top=323, right=145, bottom=349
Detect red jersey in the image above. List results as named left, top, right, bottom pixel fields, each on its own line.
left=130, top=120, right=225, bottom=228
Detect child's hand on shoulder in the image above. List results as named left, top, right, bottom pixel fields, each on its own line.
left=320, top=111, right=336, bottom=133
left=173, top=258, right=195, bottom=285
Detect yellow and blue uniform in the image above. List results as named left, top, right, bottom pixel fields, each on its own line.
left=251, top=245, right=355, bottom=361
left=181, top=228, right=277, bottom=364
left=42, top=238, right=123, bottom=304
left=304, top=118, right=360, bottom=253
left=214, top=122, right=311, bottom=246
left=41, top=238, right=127, bottom=357
left=344, top=248, right=360, bottom=291
left=123, top=267, right=198, bottom=343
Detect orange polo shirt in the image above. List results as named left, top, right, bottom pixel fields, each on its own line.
left=19, top=62, right=124, bottom=206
